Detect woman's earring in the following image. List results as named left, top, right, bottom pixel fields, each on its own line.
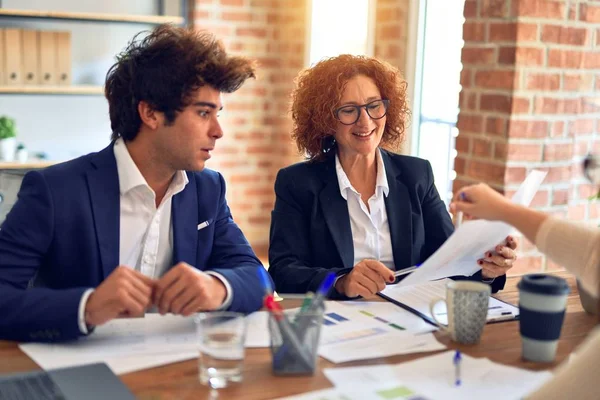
left=322, top=136, right=336, bottom=154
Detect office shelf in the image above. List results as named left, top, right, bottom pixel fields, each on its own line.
left=0, top=8, right=184, bottom=25
left=0, top=85, right=103, bottom=95
left=0, top=161, right=56, bottom=169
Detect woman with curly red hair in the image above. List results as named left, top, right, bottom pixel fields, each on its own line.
left=268, top=55, right=516, bottom=299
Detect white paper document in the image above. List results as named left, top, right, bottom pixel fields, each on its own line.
left=276, top=383, right=431, bottom=400
left=398, top=170, right=547, bottom=287
left=20, top=312, right=271, bottom=375
left=244, top=303, right=443, bottom=362
left=341, top=301, right=437, bottom=334
left=324, top=351, right=552, bottom=400
left=317, top=302, right=445, bottom=363
left=319, top=331, right=443, bottom=364
left=19, top=314, right=198, bottom=374
left=380, top=279, right=519, bottom=325
left=244, top=311, right=270, bottom=347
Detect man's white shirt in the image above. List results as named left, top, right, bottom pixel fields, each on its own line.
left=78, top=139, right=232, bottom=333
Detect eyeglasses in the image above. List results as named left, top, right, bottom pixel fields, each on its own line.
left=334, top=99, right=390, bottom=125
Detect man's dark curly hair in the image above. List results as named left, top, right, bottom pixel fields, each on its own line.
left=105, top=24, right=256, bottom=141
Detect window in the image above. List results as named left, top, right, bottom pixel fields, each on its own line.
left=411, top=0, right=465, bottom=204
left=308, top=0, right=375, bottom=65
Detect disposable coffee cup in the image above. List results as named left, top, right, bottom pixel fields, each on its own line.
left=518, top=274, right=570, bottom=362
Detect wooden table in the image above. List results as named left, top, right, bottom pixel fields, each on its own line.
left=0, top=272, right=597, bottom=399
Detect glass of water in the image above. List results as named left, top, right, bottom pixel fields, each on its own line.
left=195, top=312, right=246, bottom=389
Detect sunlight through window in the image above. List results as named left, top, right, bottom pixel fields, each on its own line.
left=309, top=0, right=373, bottom=66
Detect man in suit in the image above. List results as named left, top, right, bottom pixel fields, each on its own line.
left=0, top=25, right=268, bottom=342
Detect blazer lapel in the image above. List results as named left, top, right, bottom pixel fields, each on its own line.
left=318, top=156, right=354, bottom=269
left=381, top=151, right=414, bottom=269
left=86, top=143, right=120, bottom=279
left=172, top=173, right=198, bottom=266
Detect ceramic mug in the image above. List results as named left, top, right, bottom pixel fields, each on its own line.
left=429, top=280, right=491, bottom=344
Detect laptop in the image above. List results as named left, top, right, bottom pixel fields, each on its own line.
left=0, top=363, right=136, bottom=400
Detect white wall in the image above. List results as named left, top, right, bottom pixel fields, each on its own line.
left=0, top=0, right=165, bottom=160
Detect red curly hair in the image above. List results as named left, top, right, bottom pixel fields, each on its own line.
left=290, top=54, right=410, bottom=161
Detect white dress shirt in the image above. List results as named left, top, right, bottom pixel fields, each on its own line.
left=335, top=149, right=395, bottom=270
left=78, top=138, right=232, bottom=333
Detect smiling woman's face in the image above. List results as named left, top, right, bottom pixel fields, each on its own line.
left=332, top=74, right=386, bottom=159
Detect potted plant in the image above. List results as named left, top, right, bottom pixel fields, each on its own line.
left=0, top=116, right=17, bottom=162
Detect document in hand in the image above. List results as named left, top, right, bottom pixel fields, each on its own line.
left=398, top=170, right=547, bottom=288
left=379, top=278, right=519, bottom=325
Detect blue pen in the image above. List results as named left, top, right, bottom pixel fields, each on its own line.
left=294, top=273, right=335, bottom=343
left=257, top=266, right=273, bottom=296
left=306, top=272, right=336, bottom=313
left=453, top=350, right=462, bottom=387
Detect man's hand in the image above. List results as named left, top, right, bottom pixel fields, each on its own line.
left=335, top=259, right=395, bottom=298
left=154, top=262, right=227, bottom=316
left=84, top=266, right=155, bottom=327
left=479, top=236, right=518, bottom=279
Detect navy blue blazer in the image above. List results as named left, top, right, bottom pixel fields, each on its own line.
left=268, top=150, right=506, bottom=298
left=0, top=143, right=267, bottom=342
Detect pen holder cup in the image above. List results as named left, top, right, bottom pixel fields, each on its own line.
left=268, top=309, right=324, bottom=376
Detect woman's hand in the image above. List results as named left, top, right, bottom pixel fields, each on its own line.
left=335, top=259, right=395, bottom=298
left=479, top=236, right=518, bottom=279
left=450, top=183, right=514, bottom=222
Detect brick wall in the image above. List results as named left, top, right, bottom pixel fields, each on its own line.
left=375, top=0, right=410, bottom=73
left=456, top=0, right=600, bottom=275
left=192, top=0, right=307, bottom=257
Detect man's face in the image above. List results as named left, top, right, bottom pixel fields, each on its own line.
left=154, top=86, right=224, bottom=172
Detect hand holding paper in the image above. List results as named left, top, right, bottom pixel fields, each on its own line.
left=396, top=170, right=547, bottom=288
left=478, top=237, right=518, bottom=279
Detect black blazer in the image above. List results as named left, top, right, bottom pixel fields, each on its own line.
left=268, top=150, right=506, bottom=298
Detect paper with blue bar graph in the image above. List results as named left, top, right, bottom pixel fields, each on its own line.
left=316, top=302, right=444, bottom=363
left=243, top=302, right=442, bottom=362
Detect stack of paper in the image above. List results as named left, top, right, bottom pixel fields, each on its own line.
left=316, top=302, right=444, bottom=363
left=20, top=313, right=276, bottom=375
left=247, top=302, right=444, bottom=363
left=324, top=351, right=552, bottom=400
left=20, top=302, right=444, bottom=374
left=20, top=315, right=199, bottom=375
left=380, top=278, right=520, bottom=325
